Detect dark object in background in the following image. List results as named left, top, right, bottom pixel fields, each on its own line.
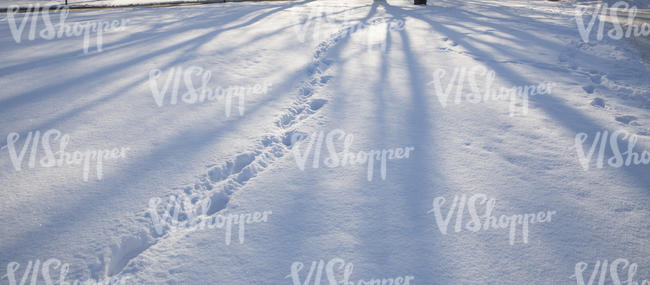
left=414, top=0, right=427, bottom=4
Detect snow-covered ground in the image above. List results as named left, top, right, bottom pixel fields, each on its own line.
left=1, top=0, right=649, bottom=284
left=2, top=0, right=649, bottom=11
left=0, top=0, right=210, bottom=9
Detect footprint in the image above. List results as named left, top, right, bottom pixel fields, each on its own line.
left=308, top=99, right=328, bottom=111
left=206, top=153, right=254, bottom=183
left=615, top=115, right=638, bottom=124
left=205, top=192, right=229, bottom=215
left=590, top=97, right=605, bottom=108
left=282, top=130, right=308, bottom=147
left=583, top=85, right=596, bottom=94
left=590, top=75, right=602, bottom=84
left=301, top=87, right=313, bottom=97
left=320, top=76, right=333, bottom=84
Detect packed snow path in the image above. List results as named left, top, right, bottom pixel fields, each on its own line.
left=1, top=0, right=649, bottom=284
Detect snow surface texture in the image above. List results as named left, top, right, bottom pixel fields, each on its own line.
left=572, top=0, right=650, bottom=9
left=0, top=0, right=211, bottom=9
left=0, top=0, right=295, bottom=9
left=1, top=0, right=650, bottom=284
left=1, top=0, right=649, bottom=11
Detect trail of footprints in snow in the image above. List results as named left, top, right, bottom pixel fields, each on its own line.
left=100, top=24, right=352, bottom=279
left=560, top=40, right=649, bottom=131
left=441, top=36, right=647, bottom=131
